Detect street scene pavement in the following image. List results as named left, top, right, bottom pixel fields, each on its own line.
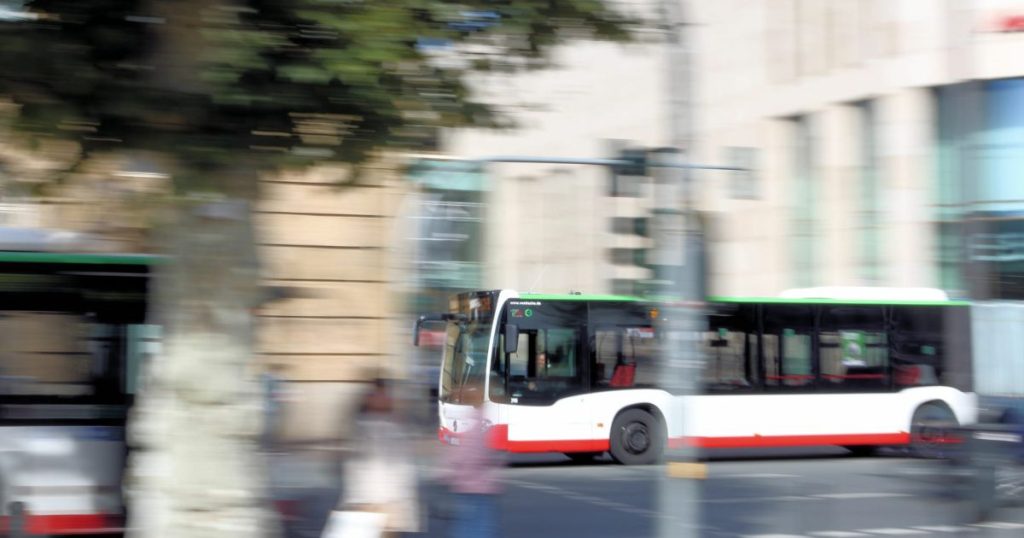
left=411, top=447, right=1024, bottom=538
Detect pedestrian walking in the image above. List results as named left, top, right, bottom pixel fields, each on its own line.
left=324, top=378, right=420, bottom=538
left=441, top=380, right=502, bottom=538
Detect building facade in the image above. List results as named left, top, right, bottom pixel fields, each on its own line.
left=690, top=0, right=1024, bottom=300
left=440, top=33, right=673, bottom=296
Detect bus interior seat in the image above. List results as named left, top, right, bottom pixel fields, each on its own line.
left=609, top=363, right=636, bottom=388
left=894, top=364, right=938, bottom=386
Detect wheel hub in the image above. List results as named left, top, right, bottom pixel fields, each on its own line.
left=623, top=423, right=650, bottom=454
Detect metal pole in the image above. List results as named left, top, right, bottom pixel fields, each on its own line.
left=403, top=153, right=747, bottom=171
left=657, top=0, right=705, bottom=536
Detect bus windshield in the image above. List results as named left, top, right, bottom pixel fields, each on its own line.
left=440, top=321, right=491, bottom=405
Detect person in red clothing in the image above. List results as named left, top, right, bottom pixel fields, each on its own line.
left=441, top=380, right=502, bottom=538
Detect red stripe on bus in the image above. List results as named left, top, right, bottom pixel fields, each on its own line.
left=0, top=513, right=123, bottom=535
left=667, top=432, right=912, bottom=449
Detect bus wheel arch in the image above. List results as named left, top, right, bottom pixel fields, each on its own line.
left=609, top=404, right=666, bottom=465
left=909, top=399, right=958, bottom=459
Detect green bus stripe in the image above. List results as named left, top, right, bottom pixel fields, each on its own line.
left=0, top=251, right=161, bottom=265
left=707, top=296, right=969, bottom=307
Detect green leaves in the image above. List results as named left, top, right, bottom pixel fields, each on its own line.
left=0, top=0, right=637, bottom=190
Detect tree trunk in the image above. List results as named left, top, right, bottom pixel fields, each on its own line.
left=126, top=193, right=278, bottom=538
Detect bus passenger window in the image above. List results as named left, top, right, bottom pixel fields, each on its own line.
left=818, top=306, right=890, bottom=391
left=762, top=305, right=814, bottom=389
left=701, top=328, right=756, bottom=392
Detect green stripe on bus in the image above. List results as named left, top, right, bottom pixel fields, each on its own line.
left=707, top=296, right=970, bottom=306
left=0, top=251, right=161, bottom=265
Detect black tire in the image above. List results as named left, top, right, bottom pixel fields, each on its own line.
left=910, top=402, right=959, bottom=459
left=844, top=445, right=877, bottom=457
left=565, top=451, right=602, bottom=464
left=609, top=408, right=664, bottom=465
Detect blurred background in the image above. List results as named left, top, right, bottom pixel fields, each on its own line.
left=3, top=0, right=1024, bottom=537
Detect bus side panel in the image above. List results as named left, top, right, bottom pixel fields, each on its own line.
left=0, top=426, right=124, bottom=534
left=498, top=396, right=600, bottom=452
left=681, top=387, right=975, bottom=448
left=577, top=390, right=678, bottom=447
left=898, top=386, right=978, bottom=427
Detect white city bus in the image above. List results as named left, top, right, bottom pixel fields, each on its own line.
left=0, top=247, right=158, bottom=535
left=416, top=290, right=977, bottom=464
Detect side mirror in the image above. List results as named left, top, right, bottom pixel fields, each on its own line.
left=504, top=324, right=519, bottom=354
left=413, top=314, right=445, bottom=346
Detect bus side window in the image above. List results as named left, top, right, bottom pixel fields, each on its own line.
left=818, top=306, right=889, bottom=391
left=762, top=305, right=814, bottom=389
left=592, top=326, right=655, bottom=389
left=701, top=328, right=756, bottom=392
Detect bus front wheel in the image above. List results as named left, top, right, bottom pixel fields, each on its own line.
left=610, top=409, right=664, bottom=465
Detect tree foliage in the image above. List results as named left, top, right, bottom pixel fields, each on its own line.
left=0, top=0, right=634, bottom=189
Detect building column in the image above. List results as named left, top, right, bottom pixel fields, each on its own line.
left=877, top=88, right=937, bottom=287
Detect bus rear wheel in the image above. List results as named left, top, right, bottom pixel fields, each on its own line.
left=610, top=409, right=664, bottom=465
left=910, top=401, right=959, bottom=459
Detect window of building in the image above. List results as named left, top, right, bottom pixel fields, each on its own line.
left=857, top=100, right=882, bottom=283
left=791, top=116, right=817, bottom=288
left=726, top=146, right=759, bottom=199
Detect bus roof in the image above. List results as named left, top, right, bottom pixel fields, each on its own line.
left=518, top=293, right=643, bottom=302
left=514, top=292, right=968, bottom=306
left=709, top=296, right=970, bottom=307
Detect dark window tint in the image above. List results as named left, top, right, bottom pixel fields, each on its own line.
left=818, top=306, right=890, bottom=391
left=889, top=306, right=945, bottom=387
left=501, top=301, right=586, bottom=405
left=762, top=305, right=815, bottom=388
left=590, top=303, right=659, bottom=390
left=702, top=304, right=758, bottom=392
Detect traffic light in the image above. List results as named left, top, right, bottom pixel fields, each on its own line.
left=614, top=148, right=648, bottom=176
left=608, top=147, right=648, bottom=197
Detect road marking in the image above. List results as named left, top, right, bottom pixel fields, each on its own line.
left=716, top=473, right=801, bottom=479
left=971, top=521, right=1024, bottom=529
left=668, top=461, right=707, bottom=479
left=743, top=522, right=1024, bottom=538
left=912, top=525, right=977, bottom=533
left=815, top=493, right=910, bottom=500
left=505, top=478, right=655, bottom=517
left=703, top=492, right=912, bottom=505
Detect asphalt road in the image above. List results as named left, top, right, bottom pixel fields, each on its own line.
left=418, top=447, right=1024, bottom=538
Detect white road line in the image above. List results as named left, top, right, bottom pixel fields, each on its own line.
left=702, top=492, right=912, bottom=505
left=815, top=493, right=911, bottom=500
left=808, top=531, right=868, bottom=537
left=859, top=529, right=928, bottom=535
left=715, top=473, right=801, bottom=479
left=743, top=534, right=807, bottom=538
left=505, top=478, right=655, bottom=516
left=912, top=525, right=977, bottom=533
left=970, top=521, right=1024, bottom=529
